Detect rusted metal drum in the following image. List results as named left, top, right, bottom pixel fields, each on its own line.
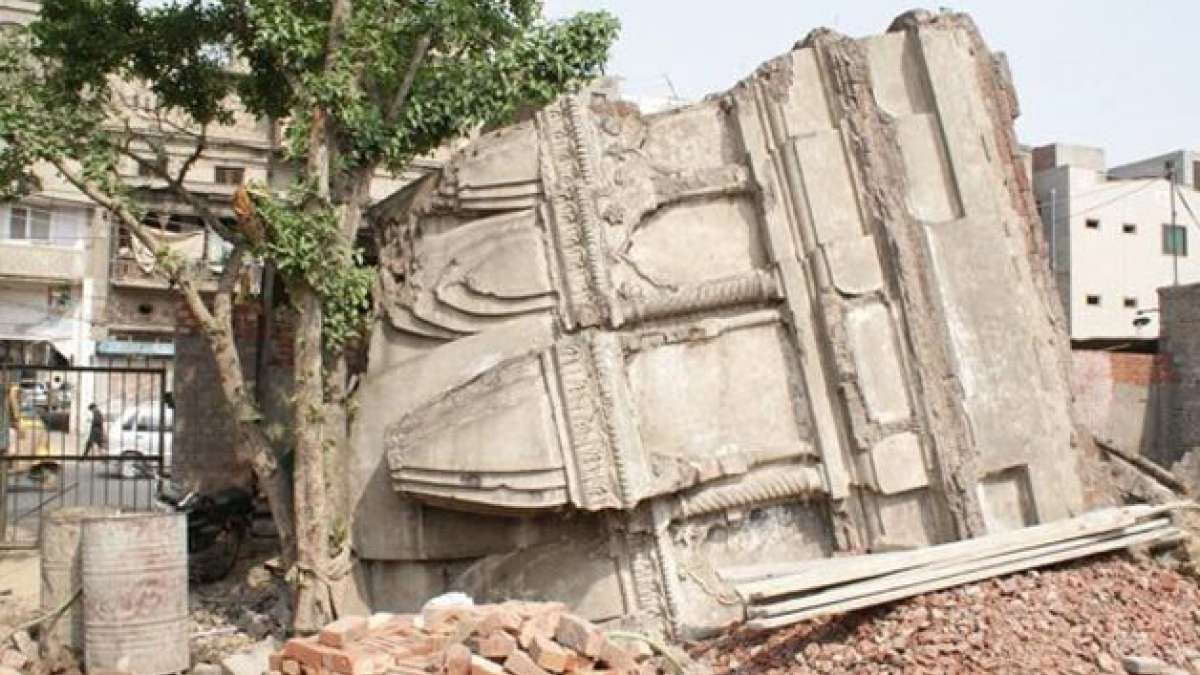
left=40, top=506, right=119, bottom=653
left=81, top=513, right=188, bottom=675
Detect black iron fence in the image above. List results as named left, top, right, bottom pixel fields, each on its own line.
left=0, top=364, right=170, bottom=547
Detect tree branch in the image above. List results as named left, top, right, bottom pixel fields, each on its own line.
left=114, top=126, right=237, bottom=243
left=384, top=34, right=431, bottom=125
left=212, top=242, right=247, bottom=324
left=46, top=155, right=217, bottom=329
left=174, top=125, right=208, bottom=186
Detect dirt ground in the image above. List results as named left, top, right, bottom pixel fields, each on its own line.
left=0, top=549, right=41, bottom=629
left=0, top=544, right=288, bottom=669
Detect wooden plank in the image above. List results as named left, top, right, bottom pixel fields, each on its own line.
left=734, top=504, right=1158, bottom=600
left=748, top=524, right=1179, bottom=630
left=749, top=518, right=1174, bottom=620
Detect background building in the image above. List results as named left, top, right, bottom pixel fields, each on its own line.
left=1032, top=143, right=1200, bottom=343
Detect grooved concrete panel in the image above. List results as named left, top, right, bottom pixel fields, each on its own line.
left=846, top=303, right=911, bottom=425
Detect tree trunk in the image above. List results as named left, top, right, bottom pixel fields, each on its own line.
left=289, top=281, right=334, bottom=633
left=205, top=302, right=297, bottom=563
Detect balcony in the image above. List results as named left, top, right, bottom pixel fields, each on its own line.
left=0, top=241, right=85, bottom=282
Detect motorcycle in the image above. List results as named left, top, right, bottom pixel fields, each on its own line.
left=155, top=479, right=254, bottom=584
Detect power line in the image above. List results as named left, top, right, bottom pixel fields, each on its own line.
left=1034, top=180, right=1154, bottom=207
left=1063, top=179, right=1159, bottom=219
left=1176, top=188, right=1200, bottom=231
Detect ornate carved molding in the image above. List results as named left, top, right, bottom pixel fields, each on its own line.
left=538, top=97, right=621, bottom=329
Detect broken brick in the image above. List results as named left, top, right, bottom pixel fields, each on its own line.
left=554, top=615, right=605, bottom=658
left=470, top=656, right=506, bottom=675
left=528, top=636, right=571, bottom=673
left=0, top=650, right=27, bottom=670
left=281, top=658, right=301, bottom=675
left=444, top=644, right=472, bottom=675
left=320, top=616, right=369, bottom=649
left=504, top=650, right=552, bottom=675
left=474, top=631, right=518, bottom=659
left=519, top=611, right=562, bottom=650
left=424, top=606, right=477, bottom=634
left=477, top=609, right=524, bottom=636
left=596, top=640, right=637, bottom=673
left=283, top=638, right=355, bottom=673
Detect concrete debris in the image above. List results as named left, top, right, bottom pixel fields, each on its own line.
left=220, top=638, right=278, bottom=675
left=693, top=554, right=1200, bottom=674
left=273, top=603, right=665, bottom=675
left=191, top=555, right=291, bottom=668
left=1121, top=655, right=1183, bottom=675
left=353, top=8, right=1106, bottom=638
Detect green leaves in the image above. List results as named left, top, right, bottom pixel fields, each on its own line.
left=3, top=0, right=619, bottom=350
left=248, top=183, right=373, bottom=349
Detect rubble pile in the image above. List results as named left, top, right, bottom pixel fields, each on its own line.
left=692, top=554, right=1200, bottom=674
left=191, top=558, right=291, bottom=667
left=273, top=603, right=662, bottom=675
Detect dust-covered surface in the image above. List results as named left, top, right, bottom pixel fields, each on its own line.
left=0, top=549, right=40, bottom=631
left=690, top=554, right=1200, bottom=675
left=0, top=548, right=289, bottom=673
left=190, top=554, right=292, bottom=666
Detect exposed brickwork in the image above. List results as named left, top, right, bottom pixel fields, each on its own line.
left=173, top=296, right=295, bottom=490
left=1110, top=353, right=1178, bottom=386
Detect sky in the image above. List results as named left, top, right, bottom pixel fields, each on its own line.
left=543, top=1, right=1198, bottom=166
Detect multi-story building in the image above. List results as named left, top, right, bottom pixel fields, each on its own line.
left=1032, top=143, right=1200, bottom=342
left=1, top=1, right=432, bottom=378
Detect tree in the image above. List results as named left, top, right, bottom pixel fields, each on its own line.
left=0, top=0, right=618, bottom=631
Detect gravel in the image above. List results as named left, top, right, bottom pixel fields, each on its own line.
left=690, top=553, right=1200, bottom=675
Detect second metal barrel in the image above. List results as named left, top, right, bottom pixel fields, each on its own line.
left=81, top=512, right=188, bottom=675
left=40, top=506, right=119, bottom=653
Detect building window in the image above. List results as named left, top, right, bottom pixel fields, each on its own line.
left=1123, top=297, right=1137, bottom=308
left=1193, top=161, right=1199, bottom=192
left=214, top=166, right=244, bottom=185
left=1086, top=294, right=1101, bottom=306
left=137, top=161, right=156, bottom=178
left=1163, top=224, right=1188, bottom=256
left=1122, top=223, right=1137, bottom=234
left=8, top=206, right=51, bottom=241
left=1085, top=218, right=1100, bottom=230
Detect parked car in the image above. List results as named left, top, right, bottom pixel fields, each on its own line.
left=107, top=402, right=174, bottom=478
left=18, top=381, right=48, bottom=410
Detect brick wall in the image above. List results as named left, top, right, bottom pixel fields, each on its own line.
left=1072, top=350, right=1171, bottom=464
left=173, top=297, right=294, bottom=490
left=1159, top=282, right=1200, bottom=463
left=1109, top=353, right=1178, bottom=386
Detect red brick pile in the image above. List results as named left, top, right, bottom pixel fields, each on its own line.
left=271, top=602, right=659, bottom=675
left=690, top=554, right=1200, bottom=674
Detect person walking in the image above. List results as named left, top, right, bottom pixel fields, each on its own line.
left=83, top=404, right=105, bottom=456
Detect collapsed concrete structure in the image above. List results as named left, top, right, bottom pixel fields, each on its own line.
left=347, top=11, right=1098, bottom=638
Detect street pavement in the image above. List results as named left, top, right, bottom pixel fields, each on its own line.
left=2, top=460, right=160, bottom=546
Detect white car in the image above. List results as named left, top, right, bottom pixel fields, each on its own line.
left=107, top=403, right=174, bottom=478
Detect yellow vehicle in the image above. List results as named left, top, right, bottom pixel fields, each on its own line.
left=4, top=383, right=59, bottom=484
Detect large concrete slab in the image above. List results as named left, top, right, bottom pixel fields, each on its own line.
left=351, top=10, right=1100, bottom=639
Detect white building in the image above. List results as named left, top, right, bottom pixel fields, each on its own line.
left=1032, top=144, right=1200, bottom=342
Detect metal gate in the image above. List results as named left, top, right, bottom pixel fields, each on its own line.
left=0, top=364, right=170, bottom=548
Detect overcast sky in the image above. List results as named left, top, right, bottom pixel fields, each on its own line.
left=543, top=1, right=1198, bottom=166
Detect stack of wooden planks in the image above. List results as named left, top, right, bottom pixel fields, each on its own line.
left=722, top=504, right=1189, bottom=630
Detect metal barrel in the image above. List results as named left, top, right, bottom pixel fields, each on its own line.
left=81, top=513, right=188, bottom=675
left=40, top=506, right=120, bottom=654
